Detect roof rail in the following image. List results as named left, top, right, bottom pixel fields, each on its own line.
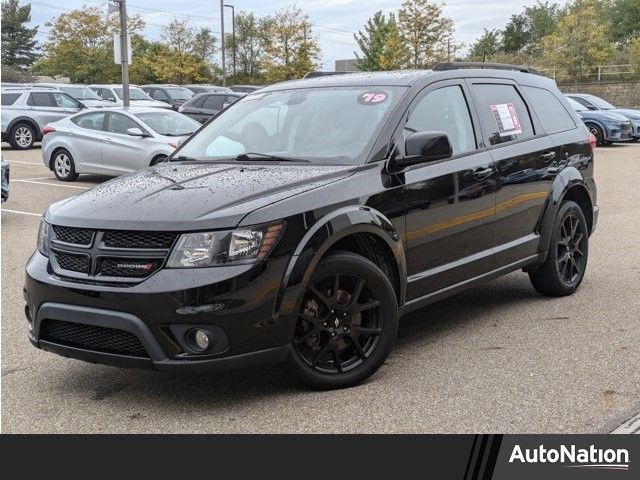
left=433, top=62, right=540, bottom=75
left=302, top=71, right=354, bottom=79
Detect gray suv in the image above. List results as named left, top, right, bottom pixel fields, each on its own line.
left=1, top=87, right=84, bottom=150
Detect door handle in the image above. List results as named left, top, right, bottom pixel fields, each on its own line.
left=539, top=151, right=557, bottom=162
left=473, top=167, right=493, bottom=179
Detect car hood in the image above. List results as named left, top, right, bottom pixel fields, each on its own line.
left=46, top=162, right=355, bottom=230
left=578, top=110, right=629, bottom=122
left=130, top=99, right=172, bottom=108
left=610, top=108, right=640, bottom=121
left=79, top=99, right=112, bottom=107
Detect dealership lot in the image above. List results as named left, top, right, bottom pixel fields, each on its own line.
left=2, top=143, right=640, bottom=433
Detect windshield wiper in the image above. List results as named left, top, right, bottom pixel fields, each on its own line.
left=236, top=152, right=309, bottom=163
left=171, top=155, right=199, bottom=162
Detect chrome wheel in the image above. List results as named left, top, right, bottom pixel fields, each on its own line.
left=54, top=153, right=71, bottom=178
left=14, top=126, right=33, bottom=148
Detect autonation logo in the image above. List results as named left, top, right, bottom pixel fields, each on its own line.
left=509, top=444, right=630, bottom=471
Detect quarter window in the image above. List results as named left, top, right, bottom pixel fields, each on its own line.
left=471, top=84, right=534, bottom=146
left=1, top=93, right=21, bottom=105
left=72, top=112, right=106, bottom=131
left=27, top=92, right=54, bottom=107
left=404, top=85, right=476, bottom=155
left=523, top=86, right=576, bottom=134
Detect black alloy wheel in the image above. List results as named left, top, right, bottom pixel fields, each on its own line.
left=529, top=200, right=589, bottom=296
left=287, top=252, right=398, bottom=389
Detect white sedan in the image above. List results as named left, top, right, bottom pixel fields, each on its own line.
left=41, top=107, right=201, bottom=181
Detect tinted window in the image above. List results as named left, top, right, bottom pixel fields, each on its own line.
left=404, top=85, right=476, bottom=155
left=27, top=92, right=54, bottom=107
left=72, top=112, right=106, bottom=131
left=472, top=84, right=534, bottom=146
left=523, top=87, right=575, bottom=134
left=151, top=89, right=170, bottom=101
left=107, top=113, right=141, bottom=134
left=189, top=95, right=207, bottom=108
left=570, top=96, right=593, bottom=109
left=203, top=95, right=225, bottom=110
left=1, top=93, right=20, bottom=105
left=52, top=92, right=80, bottom=108
left=99, top=88, right=116, bottom=101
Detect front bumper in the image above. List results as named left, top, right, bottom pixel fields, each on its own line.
left=24, top=251, right=296, bottom=371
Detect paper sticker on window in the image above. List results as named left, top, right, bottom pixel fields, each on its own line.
left=490, top=103, right=522, bottom=136
left=358, top=91, right=387, bottom=105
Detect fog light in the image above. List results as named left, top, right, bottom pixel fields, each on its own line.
left=187, top=328, right=210, bottom=352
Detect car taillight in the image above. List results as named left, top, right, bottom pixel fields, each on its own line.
left=588, top=132, right=597, bottom=150
left=42, top=125, right=56, bottom=135
left=178, top=106, right=185, bottom=112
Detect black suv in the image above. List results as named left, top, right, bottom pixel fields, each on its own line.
left=25, top=64, right=598, bottom=389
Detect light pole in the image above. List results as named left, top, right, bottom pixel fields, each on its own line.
left=220, top=0, right=226, bottom=86
left=224, top=4, right=236, bottom=78
left=112, top=0, right=130, bottom=106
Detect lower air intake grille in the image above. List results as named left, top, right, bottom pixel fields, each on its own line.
left=40, top=319, right=148, bottom=358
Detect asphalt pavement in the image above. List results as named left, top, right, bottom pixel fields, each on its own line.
left=1, top=142, right=639, bottom=433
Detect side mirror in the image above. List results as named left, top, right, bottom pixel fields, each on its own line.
left=127, top=127, right=147, bottom=137
left=587, top=105, right=597, bottom=111
left=391, top=131, right=452, bottom=170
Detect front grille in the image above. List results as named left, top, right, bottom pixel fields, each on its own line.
left=54, top=251, right=90, bottom=273
left=104, top=230, right=178, bottom=249
left=53, top=225, right=94, bottom=245
left=40, top=319, right=148, bottom=358
left=99, top=257, right=161, bottom=278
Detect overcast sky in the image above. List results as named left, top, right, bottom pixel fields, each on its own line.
left=28, top=0, right=570, bottom=69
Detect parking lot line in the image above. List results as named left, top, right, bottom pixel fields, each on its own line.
left=4, top=160, right=45, bottom=166
left=1, top=208, right=42, bottom=217
left=12, top=179, right=89, bottom=190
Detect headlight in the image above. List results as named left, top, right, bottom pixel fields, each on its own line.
left=166, top=223, right=284, bottom=268
left=37, top=218, right=50, bottom=257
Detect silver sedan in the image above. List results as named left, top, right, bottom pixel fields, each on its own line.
left=41, top=107, right=201, bottom=181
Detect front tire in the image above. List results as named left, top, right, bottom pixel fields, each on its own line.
left=286, top=252, right=398, bottom=390
left=9, top=122, right=35, bottom=150
left=52, top=149, right=78, bottom=181
left=586, top=124, right=606, bottom=147
left=529, top=200, right=589, bottom=296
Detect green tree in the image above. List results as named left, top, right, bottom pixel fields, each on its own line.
left=608, top=0, right=640, bottom=45
left=540, top=1, right=614, bottom=80
left=630, top=37, right=640, bottom=74
left=353, top=11, right=396, bottom=71
left=378, top=15, right=409, bottom=70
left=398, top=0, right=454, bottom=68
left=1, top=0, right=39, bottom=70
left=34, top=6, right=144, bottom=83
left=261, top=5, right=320, bottom=82
left=501, top=1, right=560, bottom=55
left=467, top=29, right=502, bottom=61
left=224, top=12, right=266, bottom=83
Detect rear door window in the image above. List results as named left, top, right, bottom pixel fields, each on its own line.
left=27, top=92, right=54, bottom=107
left=72, top=112, right=107, bottom=131
left=100, top=88, right=116, bottom=101
left=190, top=95, right=207, bottom=108
left=471, top=83, right=535, bottom=146
left=1, top=93, right=21, bottom=105
left=523, top=86, right=576, bottom=134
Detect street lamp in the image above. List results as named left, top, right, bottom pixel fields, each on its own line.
left=224, top=4, right=236, bottom=78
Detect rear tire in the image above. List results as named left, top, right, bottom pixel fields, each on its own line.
left=528, top=200, right=589, bottom=296
left=9, top=122, right=35, bottom=150
left=52, top=149, right=78, bottom=181
left=286, top=252, right=398, bottom=390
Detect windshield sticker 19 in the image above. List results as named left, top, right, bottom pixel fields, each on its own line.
left=358, top=91, right=388, bottom=105
left=490, top=103, right=522, bottom=136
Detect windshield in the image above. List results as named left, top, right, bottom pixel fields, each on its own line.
left=584, top=95, right=615, bottom=110
left=175, top=86, right=406, bottom=165
left=135, top=111, right=200, bottom=136
left=165, top=87, right=193, bottom=100
left=567, top=97, right=587, bottom=112
left=114, top=87, right=152, bottom=100
left=61, top=86, right=101, bottom=100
